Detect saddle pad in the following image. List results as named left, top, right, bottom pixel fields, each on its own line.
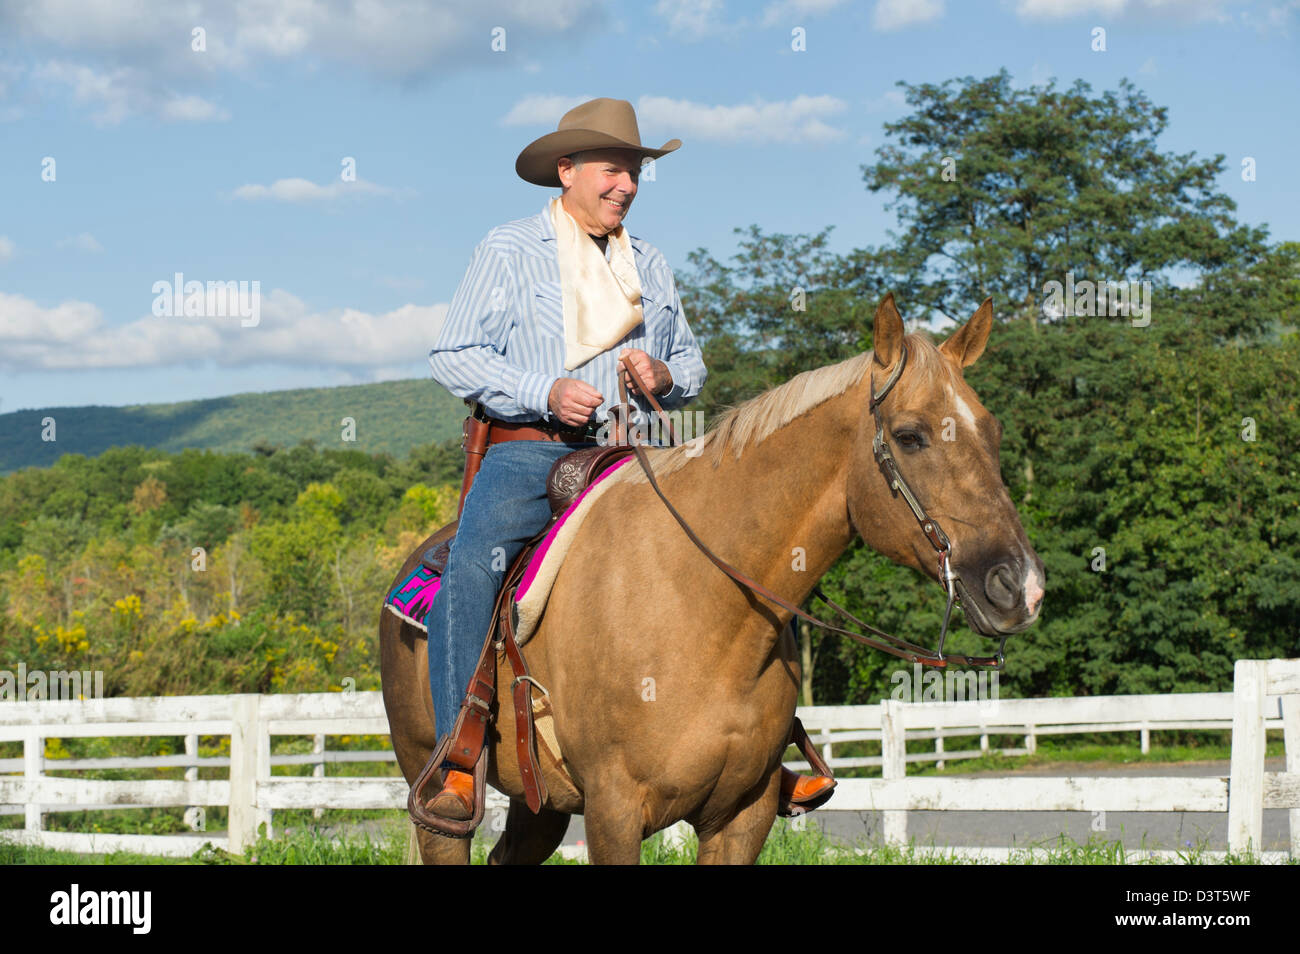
left=383, top=454, right=636, bottom=636
left=513, top=453, right=634, bottom=646
left=385, top=564, right=441, bottom=632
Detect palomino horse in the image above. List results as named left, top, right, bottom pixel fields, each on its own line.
left=380, top=294, right=1044, bottom=864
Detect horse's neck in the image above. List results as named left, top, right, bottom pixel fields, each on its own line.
left=672, top=380, right=860, bottom=619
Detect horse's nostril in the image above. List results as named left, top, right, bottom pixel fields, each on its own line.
left=985, top=563, right=1020, bottom=611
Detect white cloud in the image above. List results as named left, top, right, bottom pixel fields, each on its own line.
left=1014, top=0, right=1233, bottom=20
left=1016, top=0, right=1126, bottom=15
left=872, top=0, right=945, bottom=30
left=636, top=94, right=849, bottom=144
left=500, top=94, right=598, bottom=127
left=1241, top=0, right=1300, bottom=33
left=2, top=0, right=607, bottom=81
left=231, top=178, right=395, bottom=202
left=56, top=233, right=104, bottom=253
left=0, top=236, right=14, bottom=262
left=0, top=289, right=447, bottom=372
left=864, top=89, right=907, bottom=112
left=654, top=0, right=729, bottom=38
left=159, top=93, right=230, bottom=122
left=762, top=0, right=850, bottom=26
left=32, top=60, right=229, bottom=125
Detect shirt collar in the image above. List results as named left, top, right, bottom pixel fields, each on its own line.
left=538, top=200, right=556, bottom=243
left=538, top=199, right=639, bottom=256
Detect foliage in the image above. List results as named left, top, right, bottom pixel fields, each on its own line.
left=0, top=438, right=461, bottom=696
left=674, top=74, right=1300, bottom=702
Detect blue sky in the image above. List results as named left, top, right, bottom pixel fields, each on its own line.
left=1, top=0, right=1297, bottom=413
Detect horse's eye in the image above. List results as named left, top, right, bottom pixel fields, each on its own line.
left=894, top=430, right=924, bottom=449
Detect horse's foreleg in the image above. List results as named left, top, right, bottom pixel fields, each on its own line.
left=582, top=780, right=648, bottom=865
left=694, top=767, right=780, bottom=865
left=415, top=826, right=472, bottom=865
left=487, top=799, right=570, bottom=865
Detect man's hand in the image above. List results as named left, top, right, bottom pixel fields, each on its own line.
left=618, top=348, right=672, bottom=397
left=548, top=378, right=604, bottom=427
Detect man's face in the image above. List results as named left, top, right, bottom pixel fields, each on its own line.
left=557, top=148, right=641, bottom=236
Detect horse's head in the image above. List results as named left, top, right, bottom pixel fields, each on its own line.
left=846, top=293, right=1044, bottom=638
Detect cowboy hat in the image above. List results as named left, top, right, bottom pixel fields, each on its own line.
left=515, top=97, right=681, bottom=188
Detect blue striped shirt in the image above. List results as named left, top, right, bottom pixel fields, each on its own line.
left=428, top=201, right=707, bottom=431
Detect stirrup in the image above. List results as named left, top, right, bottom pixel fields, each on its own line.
left=777, top=716, right=836, bottom=817
left=407, top=734, right=488, bottom=839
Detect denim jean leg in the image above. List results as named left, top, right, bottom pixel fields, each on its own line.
left=426, top=440, right=594, bottom=744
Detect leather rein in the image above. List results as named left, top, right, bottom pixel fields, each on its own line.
left=615, top=352, right=1008, bottom=671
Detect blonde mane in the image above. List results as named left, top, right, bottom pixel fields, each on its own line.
left=611, top=334, right=953, bottom=486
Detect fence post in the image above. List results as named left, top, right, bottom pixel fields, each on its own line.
left=935, top=733, right=945, bottom=772
left=1140, top=725, right=1150, bottom=755
left=880, top=700, right=906, bottom=846
left=229, top=694, right=261, bottom=853
left=256, top=703, right=273, bottom=839
left=24, top=728, right=43, bottom=833
left=662, top=820, right=690, bottom=854
left=1025, top=724, right=1036, bottom=756
left=183, top=733, right=202, bottom=833
left=1281, top=693, right=1299, bottom=859
left=313, top=733, right=326, bottom=820
left=1228, top=660, right=1268, bottom=857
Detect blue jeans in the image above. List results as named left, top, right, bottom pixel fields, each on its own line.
left=427, top=439, right=595, bottom=744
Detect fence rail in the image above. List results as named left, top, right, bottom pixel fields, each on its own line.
left=1, top=658, right=1296, bottom=860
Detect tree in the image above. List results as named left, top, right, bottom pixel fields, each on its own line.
left=680, top=226, right=873, bottom=419
left=858, top=70, right=1271, bottom=328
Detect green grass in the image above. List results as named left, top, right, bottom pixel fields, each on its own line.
left=3, top=820, right=1294, bottom=865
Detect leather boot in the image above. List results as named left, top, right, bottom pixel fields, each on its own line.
left=777, top=717, right=836, bottom=816
left=425, top=767, right=475, bottom=822
left=778, top=766, right=836, bottom=816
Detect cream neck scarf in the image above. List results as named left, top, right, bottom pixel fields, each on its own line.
left=549, top=196, right=643, bottom=371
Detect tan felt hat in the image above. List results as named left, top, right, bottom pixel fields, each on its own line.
left=515, top=97, right=681, bottom=188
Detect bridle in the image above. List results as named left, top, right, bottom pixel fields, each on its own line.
left=617, top=352, right=1008, bottom=671
left=867, top=344, right=1008, bottom=670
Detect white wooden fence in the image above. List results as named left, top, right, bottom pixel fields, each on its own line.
left=1, top=658, right=1295, bottom=860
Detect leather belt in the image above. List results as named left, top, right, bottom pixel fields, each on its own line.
left=484, top=416, right=602, bottom=446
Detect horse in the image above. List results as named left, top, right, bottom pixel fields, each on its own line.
left=380, top=293, right=1045, bottom=864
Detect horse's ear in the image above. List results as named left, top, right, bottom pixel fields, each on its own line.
left=938, top=298, right=993, bottom=369
left=872, top=293, right=905, bottom=371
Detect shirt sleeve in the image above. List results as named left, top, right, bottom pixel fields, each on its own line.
left=427, top=239, right=559, bottom=422
left=653, top=266, right=708, bottom=410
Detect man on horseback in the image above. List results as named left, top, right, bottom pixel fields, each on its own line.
left=414, top=97, right=834, bottom=827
